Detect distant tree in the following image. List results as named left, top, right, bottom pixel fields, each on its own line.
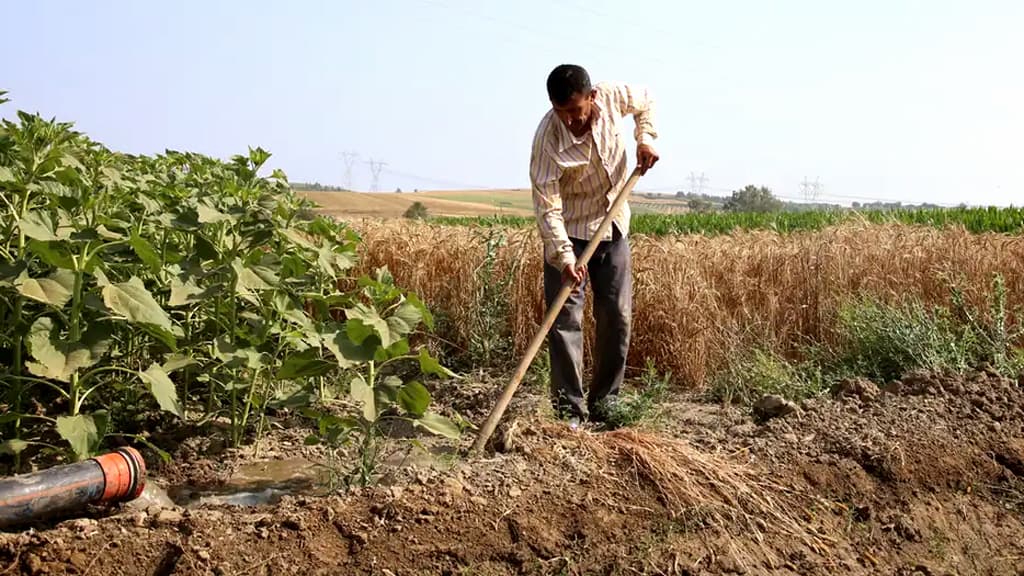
left=724, top=185, right=783, bottom=213
left=687, top=198, right=714, bottom=213
left=395, top=187, right=402, bottom=193
left=404, top=201, right=428, bottom=220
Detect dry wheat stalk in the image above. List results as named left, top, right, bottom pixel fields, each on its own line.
left=348, top=220, right=1024, bottom=389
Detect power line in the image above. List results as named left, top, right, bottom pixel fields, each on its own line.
left=340, top=151, right=358, bottom=190
left=800, top=176, right=823, bottom=202
left=365, top=159, right=387, bottom=192
left=687, top=171, right=709, bottom=196
left=381, top=167, right=495, bottom=191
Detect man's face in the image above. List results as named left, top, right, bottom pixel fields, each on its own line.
left=552, top=89, right=596, bottom=135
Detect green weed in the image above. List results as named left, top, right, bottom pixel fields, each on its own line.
left=597, top=359, right=671, bottom=429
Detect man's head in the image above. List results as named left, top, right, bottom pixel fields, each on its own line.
left=547, top=64, right=596, bottom=135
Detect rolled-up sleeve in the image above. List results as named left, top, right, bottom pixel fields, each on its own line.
left=611, top=83, right=657, bottom=146
left=530, top=122, right=575, bottom=271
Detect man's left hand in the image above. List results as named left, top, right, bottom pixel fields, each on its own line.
left=637, top=144, right=660, bottom=175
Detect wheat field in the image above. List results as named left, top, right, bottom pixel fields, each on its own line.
left=350, top=220, right=1024, bottom=387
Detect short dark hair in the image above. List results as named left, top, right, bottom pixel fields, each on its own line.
left=546, top=64, right=591, bottom=105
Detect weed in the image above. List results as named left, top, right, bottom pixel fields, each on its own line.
left=830, top=296, right=974, bottom=382
left=708, top=347, right=827, bottom=406
left=597, top=359, right=671, bottom=429
left=467, top=228, right=516, bottom=369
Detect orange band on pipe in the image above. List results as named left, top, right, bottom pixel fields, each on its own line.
left=121, top=447, right=146, bottom=499
left=93, top=451, right=132, bottom=501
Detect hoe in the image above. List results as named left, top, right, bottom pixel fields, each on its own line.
left=471, top=166, right=643, bottom=454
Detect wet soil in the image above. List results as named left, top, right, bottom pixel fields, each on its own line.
left=3, top=369, right=1024, bottom=575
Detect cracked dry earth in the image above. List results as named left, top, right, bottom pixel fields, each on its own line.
left=3, top=369, right=1024, bottom=575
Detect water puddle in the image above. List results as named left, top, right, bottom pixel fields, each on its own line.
left=162, top=457, right=332, bottom=508
left=140, top=448, right=460, bottom=509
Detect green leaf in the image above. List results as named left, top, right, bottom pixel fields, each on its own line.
left=140, top=363, right=184, bottom=418
left=140, top=323, right=180, bottom=351
left=130, top=231, right=161, bottom=272
left=277, top=349, right=335, bottom=379
left=350, top=374, right=376, bottom=421
left=214, top=337, right=265, bottom=370
left=92, top=267, right=112, bottom=288
left=0, top=261, right=27, bottom=287
left=19, top=210, right=58, bottom=241
left=196, top=203, right=230, bottom=224
left=96, top=225, right=122, bottom=240
left=418, top=348, right=457, bottom=378
left=102, top=276, right=173, bottom=329
left=0, top=438, right=29, bottom=456
left=56, top=414, right=101, bottom=460
left=16, top=269, right=75, bottom=308
left=346, top=303, right=394, bottom=347
left=377, top=338, right=411, bottom=362
left=269, top=383, right=316, bottom=410
left=168, top=277, right=205, bottom=307
left=272, top=292, right=313, bottom=329
left=0, top=166, right=14, bottom=183
left=372, top=375, right=403, bottom=409
left=162, top=354, right=199, bottom=373
left=407, top=293, right=434, bottom=331
left=27, top=240, right=74, bottom=269
left=282, top=228, right=316, bottom=250
left=322, top=329, right=376, bottom=369
left=232, top=258, right=278, bottom=292
left=398, top=381, right=431, bottom=417
left=26, top=318, right=112, bottom=382
left=386, top=300, right=422, bottom=339
left=413, top=411, right=461, bottom=439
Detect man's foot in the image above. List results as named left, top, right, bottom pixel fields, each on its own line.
left=589, top=396, right=621, bottom=426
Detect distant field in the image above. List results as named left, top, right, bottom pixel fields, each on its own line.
left=299, top=188, right=691, bottom=218
left=299, top=189, right=536, bottom=218
left=434, top=206, right=1024, bottom=236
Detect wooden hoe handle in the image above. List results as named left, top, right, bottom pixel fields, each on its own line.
left=470, top=167, right=643, bottom=454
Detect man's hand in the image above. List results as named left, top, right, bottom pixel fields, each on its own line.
left=637, top=143, right=660, bottom=175
left=562, top=262, right=587, bottom=289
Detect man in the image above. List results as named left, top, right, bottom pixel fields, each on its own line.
left=529, top=63, right=660, bottom=428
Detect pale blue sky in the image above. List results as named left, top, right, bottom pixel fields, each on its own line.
left=2, top=1, right=1022, bottom=206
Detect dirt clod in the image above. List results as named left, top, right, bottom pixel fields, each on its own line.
left=835, top=377, right=881, bottom=402
left=753, top=394, right=800, bottom=422
left=153, top=509, right=184, bottom=527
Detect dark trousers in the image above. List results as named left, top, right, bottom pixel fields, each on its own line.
left=543, top=224, right=632, bottom=421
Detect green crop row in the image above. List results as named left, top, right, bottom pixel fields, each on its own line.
left=0, top=91, right=460, bottom=481
left=431, top=206, right=1024, bottom=236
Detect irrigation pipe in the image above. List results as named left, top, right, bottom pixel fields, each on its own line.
left=471, top=166, right=643, bottom=454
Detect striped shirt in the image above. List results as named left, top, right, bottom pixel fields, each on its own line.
left=529, top=82, right=657, bottom=271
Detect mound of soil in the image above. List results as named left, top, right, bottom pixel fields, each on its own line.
left=2, top=370, right=1024, bottom=575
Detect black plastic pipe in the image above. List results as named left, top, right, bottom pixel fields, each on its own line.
left=0, top=446, right=146, bottom=529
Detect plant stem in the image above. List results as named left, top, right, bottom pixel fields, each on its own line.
left=69, top=372, right=80, bottom=416
left=238, top=368, right=261, bottom=446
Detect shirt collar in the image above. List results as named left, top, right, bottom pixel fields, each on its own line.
left=555, top=97, right=605, bottom=152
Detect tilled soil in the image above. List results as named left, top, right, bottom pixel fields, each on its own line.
left=3, top=369, right=1024, bottom=575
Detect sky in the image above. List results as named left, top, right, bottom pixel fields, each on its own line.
left=2, top=0, right=1022, bottom=207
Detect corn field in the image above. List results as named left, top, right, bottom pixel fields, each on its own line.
left=432, top=205, right=1024, bottom=236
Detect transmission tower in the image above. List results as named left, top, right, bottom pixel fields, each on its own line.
left=800, top=177, right=823, bottom=202
left=341, top=151, right=358, bottom=190
left=687, top=171, right=709, bottom=196
left=366, top=159, right=387, bottom=192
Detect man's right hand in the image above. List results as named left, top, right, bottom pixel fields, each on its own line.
left=562, top=262, right=587, bottom=289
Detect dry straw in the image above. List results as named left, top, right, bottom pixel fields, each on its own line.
left=541, top=424, right=834, bottom=569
